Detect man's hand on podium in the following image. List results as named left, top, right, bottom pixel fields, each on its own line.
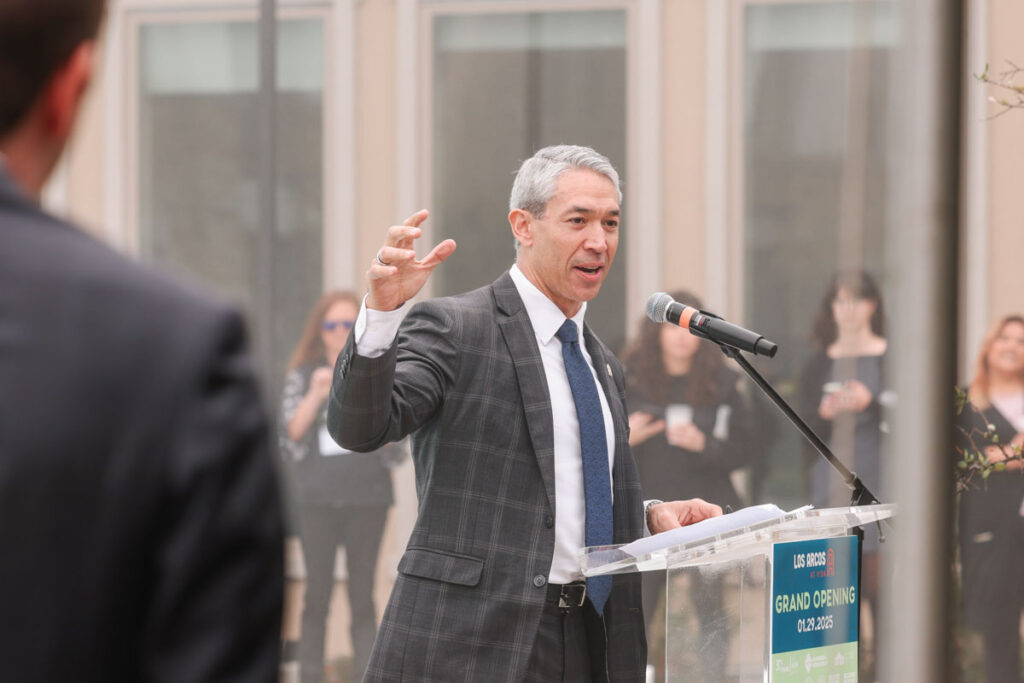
left=646, top=498, right=723, bottom=534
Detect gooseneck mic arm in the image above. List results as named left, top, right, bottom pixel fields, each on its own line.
left=644, top=293, right=886, bottom=522
left=717, top=345, right=881, bottom=510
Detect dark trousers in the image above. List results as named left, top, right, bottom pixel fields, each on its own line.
left=298, top=504, right=388, bottom=683
left=523, top=583, right=608, bottom=683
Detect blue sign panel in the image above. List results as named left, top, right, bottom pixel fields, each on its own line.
left=771, top=536, right=859, bottom=656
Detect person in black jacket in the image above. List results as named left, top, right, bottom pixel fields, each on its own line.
left=799, top=269, right=889, bottom=677
left=281, top=290, right=404, bottom=683
left=621, top=289, right=753, bottom=679
left=957, top=314, right=1024, bottom=683
left=0, top=1, right=285, bottom=680
left=800, top=271, right=890, bottom=512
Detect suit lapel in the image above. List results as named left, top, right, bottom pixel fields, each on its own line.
left=493, top=273, right=557, bottom=515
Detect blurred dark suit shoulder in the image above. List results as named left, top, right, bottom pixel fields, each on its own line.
left=0, top=168, right=285, bottom=682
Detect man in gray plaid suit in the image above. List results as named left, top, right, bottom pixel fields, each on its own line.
left=328, top=145, right=721, bottom=682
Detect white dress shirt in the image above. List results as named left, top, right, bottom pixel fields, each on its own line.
left=353, top=264, right=616, bottom=583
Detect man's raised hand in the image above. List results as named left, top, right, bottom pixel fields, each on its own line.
left=367, top=210, right=456, bottom=311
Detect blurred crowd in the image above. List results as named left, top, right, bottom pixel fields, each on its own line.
left=280, top=267, right=1022, bottom=683
left=3, top=1, right=1021, bottom=681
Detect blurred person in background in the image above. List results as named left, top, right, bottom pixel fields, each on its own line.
left=800, top=269, right=889, bottom=677
left=281, top=290, right=404, bottom=683
left=0, top=0, right=285, bottom=681
left=621, top=289, right=754, bottom=680
left=957, top=314, right=1024, bottom=683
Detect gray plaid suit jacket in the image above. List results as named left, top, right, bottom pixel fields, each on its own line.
left=327, top=272, right=647, bottom=682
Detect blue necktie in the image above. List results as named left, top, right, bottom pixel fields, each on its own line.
left=556, top=319, right=613, bottom=615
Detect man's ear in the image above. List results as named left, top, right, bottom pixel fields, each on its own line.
left=42, top=42, right=95, bottom=141
left=509, top=208, right=534, bottom=247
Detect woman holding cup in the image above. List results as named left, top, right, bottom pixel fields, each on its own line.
left=799, top=270, right=890, bottom=678
left=800, top=270, right=889, bottom=512
left=280, top=291, right=405, bottom=683
left=621, top=289, right=753, bottom=677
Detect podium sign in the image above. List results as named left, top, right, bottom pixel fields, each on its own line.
left=770, top=536, right=860, bottom=683
left=579, top=504, right=893, bottom=682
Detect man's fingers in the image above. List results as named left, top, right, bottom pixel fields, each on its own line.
left=377, top=246, right=417, bottom=265
left=367, top=247, right=414, bottom=280
left=418, top=239, right=457, bottom=268
left=403, top=209, right=430, bottom=227
left=650, top=505, right=681, bottom=532
left=367, top=261, right=398, bottom=280
left=677, top=499, right=722, bottom=525
left=386, top=224, right=423, bottom=247
left=649, top=499, right=726, bottom=534
left=693, top=499, right=723, bottom=520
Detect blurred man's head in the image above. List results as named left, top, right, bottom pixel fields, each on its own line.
left=0, top=0, right=106, bottom=195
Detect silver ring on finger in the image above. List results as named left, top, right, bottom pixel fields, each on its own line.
left=375, top=250, right=391, bottom=266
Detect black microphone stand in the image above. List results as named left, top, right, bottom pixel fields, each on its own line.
left=711, top=338, right=889, bottom=678
left=714, top=343, right=891, bottom=538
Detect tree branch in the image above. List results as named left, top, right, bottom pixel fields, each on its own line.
left=976, top=61, right=1024, bottom=119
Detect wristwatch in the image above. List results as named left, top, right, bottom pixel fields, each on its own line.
left=644, top=499, right=664, bottom=531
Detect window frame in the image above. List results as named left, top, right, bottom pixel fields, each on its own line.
left=712, top=0, right=909, bottom=321
left=397, top=0, right=662, bottom=332
left=104, top=0, right=358, bottom=289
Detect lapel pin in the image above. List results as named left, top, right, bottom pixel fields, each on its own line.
left=606, top=363, right=612, bottom=377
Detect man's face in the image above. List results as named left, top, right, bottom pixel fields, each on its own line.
left=512, top=169, right=620, bottom=318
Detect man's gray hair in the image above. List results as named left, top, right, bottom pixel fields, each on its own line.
left=509, top=145, right=621, bottom=217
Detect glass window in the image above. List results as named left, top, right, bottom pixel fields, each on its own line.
left=740, top=1, right=898, bottom=506
left=137, top=17, right=325, bottom=387
left=430, top=9, right=629, bottom=349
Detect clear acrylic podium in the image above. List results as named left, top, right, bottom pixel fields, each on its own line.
left=580, top=504, right=895, bottom=682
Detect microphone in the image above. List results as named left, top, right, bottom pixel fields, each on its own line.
left=646, top=292, right=778, bottom=358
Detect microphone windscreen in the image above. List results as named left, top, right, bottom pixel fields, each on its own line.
left=646, top=292, right=672, bottom=323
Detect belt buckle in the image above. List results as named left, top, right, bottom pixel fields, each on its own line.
left=558, top=583, right=587, bottom=609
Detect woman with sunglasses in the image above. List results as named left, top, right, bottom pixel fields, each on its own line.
left=280, top=290, right=405, bottom=683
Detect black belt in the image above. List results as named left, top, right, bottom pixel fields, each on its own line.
left=545, top=581, right=588, bottom=611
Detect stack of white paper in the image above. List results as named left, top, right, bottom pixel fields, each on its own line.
left=620, top=503, right=795, bottom=558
